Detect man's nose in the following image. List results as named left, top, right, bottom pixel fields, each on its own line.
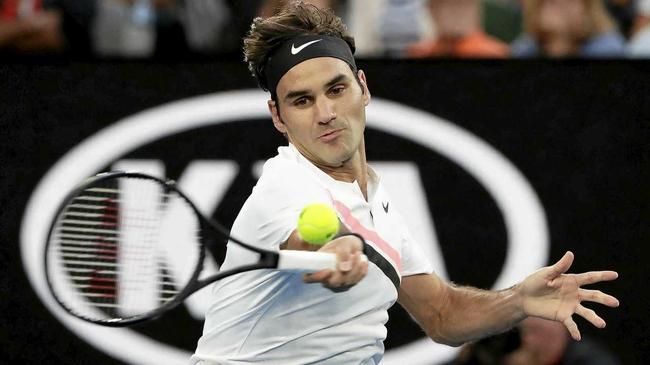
left=315, top=97, right=336, bottom=124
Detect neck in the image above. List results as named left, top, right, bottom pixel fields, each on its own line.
left=312, top=139, right=369, bottom=200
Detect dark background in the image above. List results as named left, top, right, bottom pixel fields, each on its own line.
left=0, top=59, right=647, bottom=364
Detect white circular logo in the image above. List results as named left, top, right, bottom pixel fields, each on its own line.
left=21, top=90, right=548, bottom=364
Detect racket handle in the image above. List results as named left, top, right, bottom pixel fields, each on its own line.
left=277, top=250, right=337, bottom=271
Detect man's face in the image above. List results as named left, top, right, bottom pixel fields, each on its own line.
left=537, top=0, right=588, bottom=56
left=429, top=0, right=479, bottom=38
left=538, top=0, right=588, bottom=37
left=269, top=57, right=370, bottom=167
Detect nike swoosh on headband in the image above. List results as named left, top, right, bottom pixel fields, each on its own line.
left=291, top=39, right=322, bottom=55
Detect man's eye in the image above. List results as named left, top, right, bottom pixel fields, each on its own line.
left=294, top=98, right=308, bottom=106
left=330, top=86, right=345, bottom=95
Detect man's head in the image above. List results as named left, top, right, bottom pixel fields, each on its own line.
left=522, top=0, right=618, bottom=56
left=243, top=1, right=370, bottom=169
left=243, top=1, right=357, bottom=100
left=429, top=0, right=482, bottom=39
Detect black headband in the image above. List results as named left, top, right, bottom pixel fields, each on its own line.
left=264, top=35, right=357, bottom=99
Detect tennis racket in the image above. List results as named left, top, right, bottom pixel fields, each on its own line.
left=44, top=171, right=346, bottom=327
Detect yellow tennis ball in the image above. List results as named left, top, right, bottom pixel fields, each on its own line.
left=297, top=203, right=340, bottom=245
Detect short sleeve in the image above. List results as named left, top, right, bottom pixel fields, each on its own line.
left=398, top=214, right=434, bottom=277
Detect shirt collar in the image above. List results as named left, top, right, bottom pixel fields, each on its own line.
left=284, top=143, right=379, bottom=202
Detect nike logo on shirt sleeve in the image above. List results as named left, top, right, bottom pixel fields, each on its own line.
left=291, top=39, right=322, bottom=55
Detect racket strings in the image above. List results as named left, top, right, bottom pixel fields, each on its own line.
left=48, top=176, right=202, bottom=321
left=51, top=181, right=121, bottom=314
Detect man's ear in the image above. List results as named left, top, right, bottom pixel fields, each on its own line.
left=358, top=70, right=371, bottom=106
left=268, top=99, right=287, bottom=134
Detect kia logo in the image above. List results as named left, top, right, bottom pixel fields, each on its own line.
left=21, top=90, right=548, bottom=364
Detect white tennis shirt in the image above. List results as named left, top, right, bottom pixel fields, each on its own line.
left=191, top=144, right=433, bottom=364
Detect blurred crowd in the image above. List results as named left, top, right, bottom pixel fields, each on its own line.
left=0, top=2, right=630, bottom=363
left=443, top=317, right=620, bottom=365
left=1, top=0, right=649, bottom=59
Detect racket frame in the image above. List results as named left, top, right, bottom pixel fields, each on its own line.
left=44, top=171, right=285, bottom=326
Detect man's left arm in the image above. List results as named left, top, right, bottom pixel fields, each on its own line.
left=398, top=251, right=619, bottom=346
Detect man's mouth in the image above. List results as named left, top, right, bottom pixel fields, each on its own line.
left=318, top=128, right=344, bottom=142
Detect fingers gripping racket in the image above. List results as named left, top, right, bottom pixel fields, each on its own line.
left=44, top=171, right=339, bottom=327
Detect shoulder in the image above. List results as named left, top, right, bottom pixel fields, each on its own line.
left=249, top=146, right=331, bottom=206
left=628, top=27, right=650, bottom=57
left=581, top=31, right=626, bottom=57
left=406, top=39, right=442, bottom=58
left=255, top=150, right=320, bottom=193
left=459, top=32, right=510, bottom=58
left=510, top=34, right=540, bottom=57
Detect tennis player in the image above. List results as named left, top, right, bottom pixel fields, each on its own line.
left=191, top=2, right=619, bottom=364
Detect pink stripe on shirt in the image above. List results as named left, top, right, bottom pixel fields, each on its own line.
left=330, top=198, right=402, bottom=272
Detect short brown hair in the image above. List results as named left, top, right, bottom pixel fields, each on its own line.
left=243, top=1, right=355, bottom=92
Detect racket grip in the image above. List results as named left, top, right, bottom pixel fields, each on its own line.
left=277, top=250, right=337, bottom=271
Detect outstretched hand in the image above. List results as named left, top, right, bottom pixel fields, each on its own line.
left=519, top=251, right=619, bottom=340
